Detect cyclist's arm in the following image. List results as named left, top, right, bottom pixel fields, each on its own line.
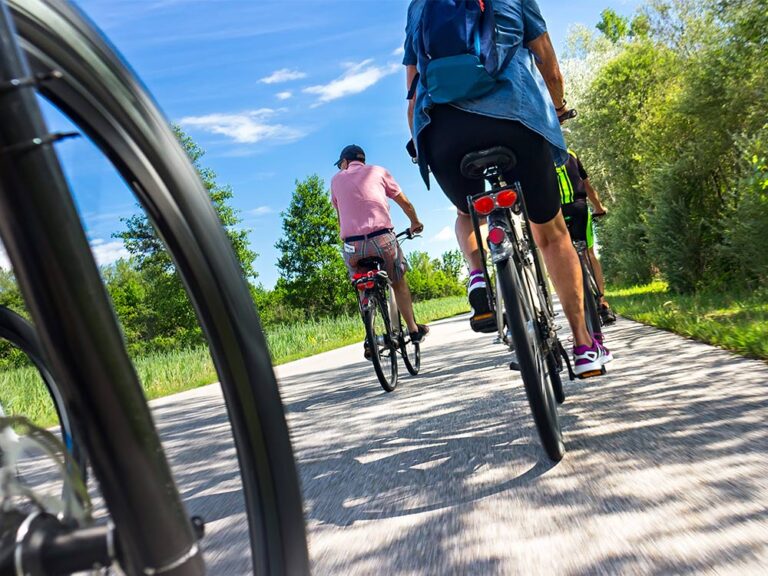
left=393, top=192, right=423, bottom=234
left=406, top=65, right=418, bottom=136
left=527, top=32, right=566, bottom=112
left=584, top=179, right=607, bottom=214
left=330, top=190, right=343, bottom=239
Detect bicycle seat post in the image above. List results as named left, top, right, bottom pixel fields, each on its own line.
left=485, top=165, right=508, bottom=190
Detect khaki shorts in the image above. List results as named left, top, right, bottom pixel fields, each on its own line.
left=343, top=231, right=407, bottom=282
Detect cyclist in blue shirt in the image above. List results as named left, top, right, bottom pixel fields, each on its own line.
left=403, top=0, right=612, bottom=376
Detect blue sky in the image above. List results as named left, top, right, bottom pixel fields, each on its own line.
left=41, top=0, right=641, bottom=287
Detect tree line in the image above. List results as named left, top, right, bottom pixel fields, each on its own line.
left=565, top=0, right=767, bottom=293
left=0, top=128, right=464, bottom=364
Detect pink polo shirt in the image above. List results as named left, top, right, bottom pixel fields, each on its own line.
left=331, top=161, right=402, bottom=239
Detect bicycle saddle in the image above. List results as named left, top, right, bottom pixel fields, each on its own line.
left=460, top=146, right=517, bottom=180
left=357, top=257, right=385, bottom=271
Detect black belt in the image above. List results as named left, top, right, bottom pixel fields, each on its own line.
left=344, top=228, right=392, bottom=243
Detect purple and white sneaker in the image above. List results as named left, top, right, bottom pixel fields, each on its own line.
left=573, top=338, right=613, bottom=377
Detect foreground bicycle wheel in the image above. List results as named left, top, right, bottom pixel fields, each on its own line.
left=547, top=349, right=566, bottom=405
left=497, top=259, right=565, bottom=461
left=365, top=294, right=398, bottom=392
left=4, top=0, right=309, bottom=573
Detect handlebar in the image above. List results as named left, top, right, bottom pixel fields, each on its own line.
left=396, top=228, right=421, bottom=240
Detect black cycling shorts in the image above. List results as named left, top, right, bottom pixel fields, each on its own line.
left=422, top=105, right=561, bottom=224
left=562, top=199, right=591, bottom=246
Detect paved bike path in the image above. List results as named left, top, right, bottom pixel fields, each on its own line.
left=152, top=312, right=768, bottom=574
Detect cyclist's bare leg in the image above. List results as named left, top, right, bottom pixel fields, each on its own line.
left=455, top=211, right=487, bottom=270
left=392, top=278, right=419, bottom=333
left=530, top=212, right=592, bottom=348
left=588, top=247, right=610, bottom=307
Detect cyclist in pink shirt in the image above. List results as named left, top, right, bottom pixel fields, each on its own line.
left=331, top=145, right=429, bottom=346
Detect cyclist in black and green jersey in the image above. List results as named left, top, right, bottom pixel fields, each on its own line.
left=556, top=149, right=617, bottom=325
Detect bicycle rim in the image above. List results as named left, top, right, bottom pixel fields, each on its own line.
left=365, top=296, right=398, bottom=392
left=9, top=0, right=309, bottom=572
left=497, top=259, right=564, bottom=461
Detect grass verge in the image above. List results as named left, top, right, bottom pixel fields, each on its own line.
left=1, top=296, right=469, bottom=427
left=606, top=280, right=768, bottom=361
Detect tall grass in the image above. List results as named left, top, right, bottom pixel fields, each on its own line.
left=0, top=296, right=469, bottom=428
left=607, top=281, right=768, bottom=360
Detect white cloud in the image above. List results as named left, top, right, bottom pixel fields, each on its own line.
left=392, top=46, right=405, bottom=56
left=432, top=226, right=454, bottom=242
left=303, top=59, right=399, bottom=105
left=276, top=91, right=293, bottom=100
left=90, top=239, right=130, bottom=267
left=179, top=109, right=305, bottom=144
left=0, top=240, right=129, bottom=270
left=259, top=68, right=307, bottom=84
left=248, top=206, right=273, bottom=216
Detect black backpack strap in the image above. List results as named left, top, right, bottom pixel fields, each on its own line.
left=407, top=72, right=420, bottom=100
left=497, top=46, right=516, bottom=75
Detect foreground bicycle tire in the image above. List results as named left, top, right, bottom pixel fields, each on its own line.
left=365, top=296, right=398, bottom=392
left=521, top=267, right=565, bottom=405
left=5, top=0, right=309, bottom=573
left=547, top=349, right=566, bottom=405
left=497, top=259, right=565, bottom=461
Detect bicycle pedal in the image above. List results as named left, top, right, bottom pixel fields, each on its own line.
left=577, top=368, right=605, bottom=379
left=509, top=357, right=520, bottom=371
left=470, top=313, right=497, bottom=334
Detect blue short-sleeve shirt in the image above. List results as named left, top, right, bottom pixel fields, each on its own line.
left=404, top=0, right=568, bottom=174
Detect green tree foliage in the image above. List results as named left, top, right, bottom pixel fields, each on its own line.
left=405, top=251, right=464, bottom=301
left=275, top=175, right=356, bottom=317
left=0, top=269, right=24, bottom=315
left=0, top=270, right=30, bottom=369
left=438, top=250, right=464, bottom=283
left=596, top=9, right=630, bottom=43
left=113, top=126, right=258, bottom=351
left=568, top=0, right=768, bottom=293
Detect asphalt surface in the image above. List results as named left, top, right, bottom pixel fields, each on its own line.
left=145, top=311, right=768, bottom=574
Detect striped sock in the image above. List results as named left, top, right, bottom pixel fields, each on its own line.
left=469, top=269, right=485, bottom=288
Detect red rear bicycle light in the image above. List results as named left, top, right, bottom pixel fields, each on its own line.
left=364, top=280, right=375, bottom=289
left=473, top=195, right=495, bottom=215
left=487, top=227, right=506, bottom=245
left=496, top=189, right=517, bottom=208
left=356, top=281, right=367, bottom=291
